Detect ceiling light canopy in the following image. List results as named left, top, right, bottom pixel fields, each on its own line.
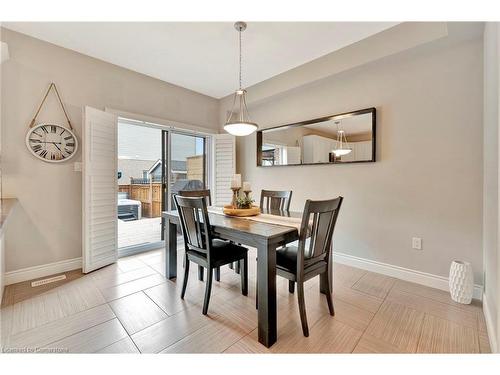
left=224, top=22, right=258, bottom=137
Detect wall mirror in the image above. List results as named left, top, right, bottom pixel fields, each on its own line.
left=257, top=108, right=376, bottom=167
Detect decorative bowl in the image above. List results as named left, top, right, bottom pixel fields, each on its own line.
left=223, top=205, right=261, bottom=217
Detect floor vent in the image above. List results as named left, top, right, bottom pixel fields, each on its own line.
left=31, top=274, right=67, bottom=287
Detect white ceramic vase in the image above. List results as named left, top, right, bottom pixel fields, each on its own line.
left=449, top=260, right=473, bottom=304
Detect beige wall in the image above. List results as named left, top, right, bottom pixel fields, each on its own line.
left=483, top=22, right=500, bottom=352
left=0, top=28, right=219, bottom=272
left=221, top=27, right=484, bottom=285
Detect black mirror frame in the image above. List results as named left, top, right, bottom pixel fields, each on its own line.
left=256, top=107, right=376, bottom=167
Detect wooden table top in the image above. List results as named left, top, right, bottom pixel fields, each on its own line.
left=162, top=208, right=301, bottom=240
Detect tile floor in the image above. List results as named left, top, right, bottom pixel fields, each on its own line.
left=0, top=244, right=491, bottom=354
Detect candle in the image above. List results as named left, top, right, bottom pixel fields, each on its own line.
left=231, top=174, right=241, bottom=188
left=243, top=181, right=251, bottom=192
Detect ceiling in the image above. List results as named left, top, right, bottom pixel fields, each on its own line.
left=308, top=113, right=373, bottom=136
left=3, top=22, right=398, bottom=98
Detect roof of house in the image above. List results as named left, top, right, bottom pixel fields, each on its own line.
left=147, top=159, right=187, bottom=175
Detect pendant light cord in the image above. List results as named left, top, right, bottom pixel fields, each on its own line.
left=239, top=27, right=242, bottom=90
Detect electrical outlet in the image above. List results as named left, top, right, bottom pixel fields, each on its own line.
left=412, top=237, right=422, bottom=250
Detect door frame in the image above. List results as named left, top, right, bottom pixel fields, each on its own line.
left=115, top=114, right=214, bottom=257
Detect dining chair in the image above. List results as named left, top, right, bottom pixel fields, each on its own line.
left=261, top=197, right=343, bottom=337
left=173, top=195, right=249, bottom=315
left=260, top=189, right=293, bottom=211
left=178, top=189, right=212, bottom=205
left=230, top=189, right=293, bottom=276
left=255, top=189, right=294, bottom=292
left=178, top=189, right=220, bottom=281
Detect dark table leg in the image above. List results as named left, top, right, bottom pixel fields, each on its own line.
left=256, top=240, right=277, bottom=348
left=198, top=266, right=204, bottom=281
left=165, top=219, right=177, bottom=280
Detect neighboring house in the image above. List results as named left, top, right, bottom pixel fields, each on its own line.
left=117, top=122, right=204, bottom=185
left=117, top=159, right=157, bottom=185
left=146, top=157, right=203, bottom=184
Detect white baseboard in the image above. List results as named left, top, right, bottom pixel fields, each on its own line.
left=5, top=257, right=82, bottom=285
left=333, top=252, right=483, bottom=301
left=482, top=292, right=498, bottom=353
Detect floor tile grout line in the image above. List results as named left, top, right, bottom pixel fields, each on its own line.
left=152, top=311, right=223, bottom=353
left=341, top=280, right=386, bottom=301
left=142, top=287, right=173, bottom=317
left=349, top=271, right=368, bottom=290
left=107, top=291, right=169, bottom=337
left=6, top=299, right=115, bottom=344
left=222, top=329, right=256, bottom=353
left=388, top=288, right=479, bottom=321
left=100, top=276, right=167, bottom=303
left=350, top=273, right=396, bottom=353
left=391, top=281, right=483, bottom=313
left=162, top=319, right=254, bottom=354
left=98, top=334, right=141, bottom=354
left=35, top=312, right=119, bottom=350
left=349, top=287, right=386, bottom=353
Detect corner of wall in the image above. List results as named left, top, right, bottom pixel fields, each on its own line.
left=483, top=292, right=499, bottom=352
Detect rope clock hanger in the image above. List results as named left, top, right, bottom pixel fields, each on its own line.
left=25, top=82, right=79, bottom=163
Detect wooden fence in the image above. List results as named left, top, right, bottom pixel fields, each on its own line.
left=118, top=183, right=162, bottom=218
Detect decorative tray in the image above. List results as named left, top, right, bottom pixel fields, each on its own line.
left=223, top=205, right=261, bottom=217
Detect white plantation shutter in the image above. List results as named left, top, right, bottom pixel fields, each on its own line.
left=213, top=134, right=236, bottom=206
left=82, top=107, right=118, bottom=273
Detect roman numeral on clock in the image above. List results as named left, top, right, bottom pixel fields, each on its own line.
left=40, top=150, right=48, bottom=158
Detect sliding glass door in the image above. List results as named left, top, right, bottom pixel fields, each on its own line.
left=168, top=132, right=207, bottom=210
left=117, top=120, right=163, bottom=254
left=118, top=118, right=210, bottom=255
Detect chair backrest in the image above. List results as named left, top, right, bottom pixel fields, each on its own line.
left=297, top=197, right=343, bottom=273
left=260, top=190, right=293, bottom=211
left=179, top=189, right=212, bottom=206
left=173, top=195, right=213, bottom=258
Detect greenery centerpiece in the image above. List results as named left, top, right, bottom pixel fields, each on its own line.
left=224, top=178, right=260, bottom=216
left=236, top=195, right=254, bottom=209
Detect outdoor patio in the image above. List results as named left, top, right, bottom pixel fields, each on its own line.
left=118, top=217, right=162, bottom=248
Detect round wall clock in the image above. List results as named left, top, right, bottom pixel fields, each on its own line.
left=25, top=123, right=78, bottom=163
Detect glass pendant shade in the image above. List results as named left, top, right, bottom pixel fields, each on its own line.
left=333, top=148, right=352, bottom=157
left=224, top=89, right=258, bottom=136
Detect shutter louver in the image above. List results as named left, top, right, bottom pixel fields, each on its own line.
left=213, top=134, right=236, bottom=206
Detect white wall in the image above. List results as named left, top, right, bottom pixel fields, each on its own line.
left=221, top=26, right=484, bottom=286
left=483, top=22, right=500, bottom=353
left=0, top=37, right=8, bottom=299
left=0, top=28, right=219, bottom=273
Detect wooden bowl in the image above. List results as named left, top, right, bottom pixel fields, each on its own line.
left=223, top=205, right=261, bottom=217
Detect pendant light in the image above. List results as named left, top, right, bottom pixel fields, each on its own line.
left=224, top=21, right=258, bottom=137
left=333, top=121, right=352, bottom=157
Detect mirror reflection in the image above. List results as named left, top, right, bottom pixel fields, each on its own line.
left=259, top=108, right=375, bottom=166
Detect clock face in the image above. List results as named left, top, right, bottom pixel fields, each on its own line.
left=26, top=123, right=78, bottom=163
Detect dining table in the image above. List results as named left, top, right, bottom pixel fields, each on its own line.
left=161, top=208, right=333, bottom=348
